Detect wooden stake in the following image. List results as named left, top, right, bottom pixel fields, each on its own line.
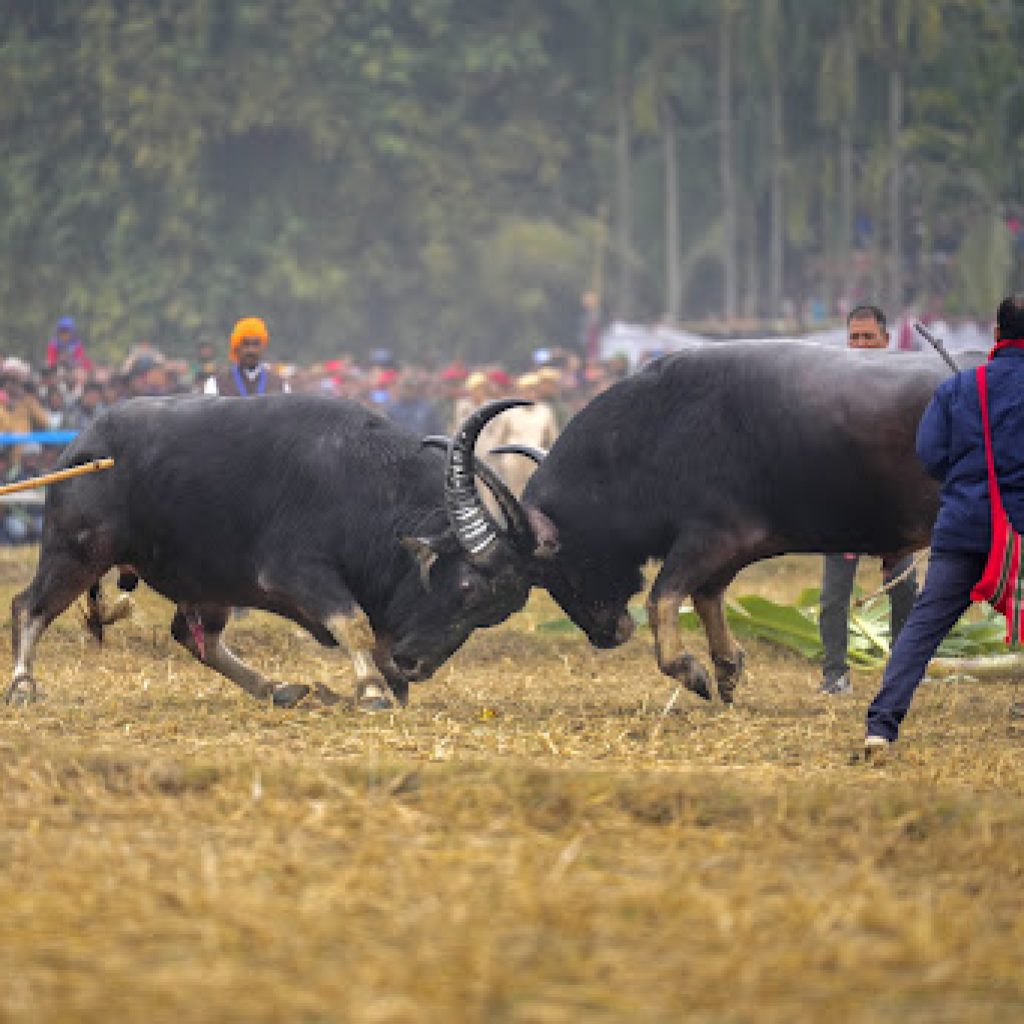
left=0, top=458, right=114, bottom=498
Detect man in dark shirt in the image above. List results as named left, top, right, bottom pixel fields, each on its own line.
left=818, top=305, right=918, bottom=695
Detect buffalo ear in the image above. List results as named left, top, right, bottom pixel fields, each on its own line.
left=400, top=535, right=442, bottom=590
left=526, top=507, right=560, bottom=558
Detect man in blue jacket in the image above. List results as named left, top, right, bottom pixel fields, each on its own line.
left=865, top=295, right=1024, bottom=758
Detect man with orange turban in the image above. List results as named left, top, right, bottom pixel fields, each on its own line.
left=204, top=317, right=287, bottom=396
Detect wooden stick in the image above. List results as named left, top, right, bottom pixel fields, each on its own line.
left=0, top=458, right=114, bottom=498
left=928, top=653, right=1024, bottom=680
left=914, top=321, right=960, bottom=374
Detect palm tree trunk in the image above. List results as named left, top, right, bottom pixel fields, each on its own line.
left=718, top=7, right=738, bottom=321
left=837, top=5, right=856, bottom=310
left=839, top=122, right=853, bottom=306
left=663, top=101, right=681, bottom=320
left=614, top=67, right=634, bottom=320
left=743, top=191, right=759, bottom=319
left=768, top=57, right=784, bottom=320
left=888, top=64, right=903, bottom=317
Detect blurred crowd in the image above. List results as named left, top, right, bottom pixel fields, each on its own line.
left=0, top=315, right=632, bottom=544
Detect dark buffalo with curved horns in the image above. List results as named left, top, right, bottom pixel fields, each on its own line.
left=495, top=342, right=962, bottom=703
left=7, top=395, right=532, bottom=710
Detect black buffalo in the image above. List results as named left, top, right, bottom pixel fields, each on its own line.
left=7, top=395, right=531, bottom=710
left=497, top=342, right=959, bottom=703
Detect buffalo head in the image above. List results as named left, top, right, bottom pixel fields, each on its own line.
left=383, top=401, right=535, bottom=681
left=488, top=438, right=640, bottom=650
left=520, top=503, right=639, bottom=649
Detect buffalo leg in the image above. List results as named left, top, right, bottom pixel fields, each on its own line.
left=647, top=536, right=760, bottom=702
left=84, top=578, right=133, bottom=642
left=9, top=557, right=103, bottom=705
left=324, top=610, right=405, bottom=711
left=170, top=606, right=309, bottom=709
left=647, top=586, right=713, bottom=700
left=692, top=588, right=745, bottom=703
left=259, top=562, right=403, bottom=711
left=372, top=648, right=411, bottom=708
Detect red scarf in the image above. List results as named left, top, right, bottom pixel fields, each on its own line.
left=970, top=363, right=1024, bottom=644
left=988, top=338, right=1024, bottom=360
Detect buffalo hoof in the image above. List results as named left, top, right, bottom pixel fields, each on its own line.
left=103, top=593, right=134, bottom=626
left=684, top=666, right=713, bottom=701
left=5, top=677, right=39, bottom=706
left=356, top=680, right=394, bottom=713
left=713, top=651, right=745, bottom=705
left=382, top=675, right=410, bottom=708
left=312, top=682, right=344, bottom=707
left=272, top=683, right=311, bottom=709
left=661, top=654, right=712, bottom=701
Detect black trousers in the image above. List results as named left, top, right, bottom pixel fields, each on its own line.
left=819, top=553, right=918, bottom=682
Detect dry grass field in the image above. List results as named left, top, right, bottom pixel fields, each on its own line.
left=1, top=546, right=1022, bottom=1023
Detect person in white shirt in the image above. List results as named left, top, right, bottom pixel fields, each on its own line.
left=498, top=373, right=559, bottom=497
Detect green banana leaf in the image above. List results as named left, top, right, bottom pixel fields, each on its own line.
left=538, top=587, right=1010, bottom=666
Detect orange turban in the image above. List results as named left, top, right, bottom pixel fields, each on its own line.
left=229, top=317, right=269, bottom=360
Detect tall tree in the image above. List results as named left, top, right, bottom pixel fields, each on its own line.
left=0, top=0, right=1021, bottom=363
left=718, top=2, right=738, bottom=320
left=612, top=7, right=636, bottom=320
left=762, top=0, right=785, bottom=320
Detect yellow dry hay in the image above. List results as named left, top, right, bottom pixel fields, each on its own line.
left=0, top=548, right=1021, bottom=1023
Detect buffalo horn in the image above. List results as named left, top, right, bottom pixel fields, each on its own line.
left=489, top=444, right=547, bottom=465
left=443, top=399, right=531, bottom=564
left=422, top=435, right=532, bottom=548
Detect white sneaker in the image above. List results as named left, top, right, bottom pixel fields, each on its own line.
left=863, top=734, right=892, bottom=762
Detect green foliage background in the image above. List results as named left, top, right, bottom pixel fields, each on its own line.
left=0, top=0, right=1021, bottom=364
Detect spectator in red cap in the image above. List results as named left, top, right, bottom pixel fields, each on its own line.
left=487, top=368, right=512, bottom=394
left=437, top=360, right=468, bottom=429
left=369, top=367, right=399, bottom=408
left=439, top=359, right=468, bottom=383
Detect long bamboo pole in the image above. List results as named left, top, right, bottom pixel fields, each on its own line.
left=0, top=458, right=114, bottom=498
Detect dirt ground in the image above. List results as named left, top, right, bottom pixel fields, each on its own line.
left=1, top=547, right=1022, bottom=1023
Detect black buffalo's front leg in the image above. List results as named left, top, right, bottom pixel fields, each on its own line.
left=258, top=561, right=406, bottom=712
left=323, top=609, right=406, bottom=711
left=372, top=648, right=410, bottom=707
left=647, top=529, right=763, bottom=703
left=647, top=584, right=714, bottom=700
left=692, top=588, right=745, bottom=703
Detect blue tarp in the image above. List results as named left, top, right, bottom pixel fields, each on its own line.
left=0, top=431, right=78, bottom=446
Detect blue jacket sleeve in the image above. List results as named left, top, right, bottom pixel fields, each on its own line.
left=916, top=381, right=953, bottom=481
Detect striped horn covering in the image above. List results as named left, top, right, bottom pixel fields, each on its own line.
left=445, top=399, right=531, bottom=564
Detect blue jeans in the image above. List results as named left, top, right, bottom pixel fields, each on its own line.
left=865, top=549, right=987, bottom=742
